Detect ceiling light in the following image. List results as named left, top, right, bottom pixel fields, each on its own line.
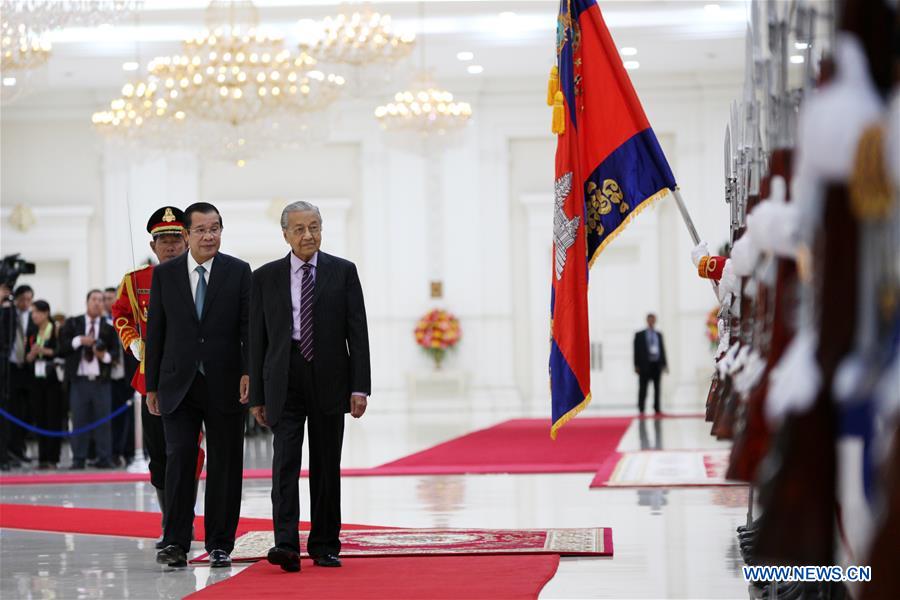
left=2, top=77, right=17, bottom=86
left=93, top=1, right=342, bottom=161
left=704, top=4, right=721, bottom=13
left=457, top=51, right=474, bottom=61
left=375, top=74, right=472, bottom=136
left=619, top=47, right=637, bottom=56
left=794, top=42, right=809, bottom=50
left=467, top=64, right=483, bottom=74
left=301, top=6, right=415, bottom=67
left=790, top=55, right=804, bottom=64
left=122, top=61, right=139, bottom=71
left=499, top=11, right=516, bottom=19
left=624, top=60, right=640, bottom=70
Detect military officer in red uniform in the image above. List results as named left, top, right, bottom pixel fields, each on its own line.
left=111, top=206, right=195, bottom=548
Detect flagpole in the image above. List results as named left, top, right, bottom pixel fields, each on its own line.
left=671, top=188, right=719, bottom=297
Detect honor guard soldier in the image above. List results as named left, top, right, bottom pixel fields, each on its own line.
left=111, top=206, right=203, bottom=548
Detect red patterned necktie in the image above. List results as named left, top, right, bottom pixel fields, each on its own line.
left=298, top=263, right=314, bottom=361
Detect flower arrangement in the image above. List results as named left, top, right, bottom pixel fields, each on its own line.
left=705, top=306, right=719, bottom=350
left=414, top=309, right=461, bottom=369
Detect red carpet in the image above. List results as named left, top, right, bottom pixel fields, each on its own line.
left=188, top=554, right=561, bottom=600
left=0, top=468, right=373, bottom=486
left=0, top=504, right=382, bottom=539
left=0, top=417, right=633, bottom=485
left=372, top=417, right=632, bottom=474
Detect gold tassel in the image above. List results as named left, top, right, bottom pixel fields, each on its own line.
left=551, top=90, right=565, bottom=135
left=546, top=65, right=559, bottom=106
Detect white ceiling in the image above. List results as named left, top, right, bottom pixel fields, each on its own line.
left=3, top=1, right=752, bottom=111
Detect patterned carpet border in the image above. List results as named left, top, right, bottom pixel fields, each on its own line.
left=192, top=527, right=613, bottom=563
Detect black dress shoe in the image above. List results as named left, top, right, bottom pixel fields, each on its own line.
left=93, top=460, right=116, bottom=469
left=156, top=544, right=187, bottom=568
left=312, top=553, right=342, bottom=567
left=209, top=549, right=232, bottom=568
left=69, top=461, right=85, bottom=470
left=155, top=536, right=167, bottom=550
left=267, top=546, right=301, bottom=572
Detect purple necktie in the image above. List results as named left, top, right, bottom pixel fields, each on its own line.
left=299, top=263, right=314, bottom=361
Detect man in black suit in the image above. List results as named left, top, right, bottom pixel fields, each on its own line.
left=145, top=202, right=251, bottom=569
left=58, top=289, right=120, bottom=468
left=4, top=285, right=35, bottom=465
left=250, top=200, right=370, bottom=573
left=633, top=313, right=668, bottom=416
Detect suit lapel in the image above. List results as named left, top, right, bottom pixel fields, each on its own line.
left=313, top=252, right=334, bottom=305
left=280, top=253, right=293, bottom=316
left=173, top=253, right=198, bottom=324
left=201, top=253, right=227, bottom=321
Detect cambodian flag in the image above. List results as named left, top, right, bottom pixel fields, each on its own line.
left=550, top=0, right=677, bottom=438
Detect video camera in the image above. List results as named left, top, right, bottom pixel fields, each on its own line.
left=0, top=254, right=36, bottom=293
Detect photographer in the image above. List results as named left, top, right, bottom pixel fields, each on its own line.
left=58, top=290, right=119, bottom=469
left=0, top=282, right=11, bottom=469
left=5, top=285, right=35, bottom=465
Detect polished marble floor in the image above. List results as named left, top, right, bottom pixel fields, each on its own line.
left=1, top=407, right=752, bottom=599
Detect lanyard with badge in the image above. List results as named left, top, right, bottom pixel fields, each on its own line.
left=33, top=322, right=53, bottom=379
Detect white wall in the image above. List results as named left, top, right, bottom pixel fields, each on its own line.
left=0, top=72, right=740, bottom=411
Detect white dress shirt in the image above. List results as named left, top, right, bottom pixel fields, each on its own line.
left=70, top=315, right=112, bottom=376
left=8, top=309, right=30, bottom=365
left=187, top=252, right=215, bottom=300
left=646, top=328, right=660, bottom=362
left=290, top=251, right=317, bottom=342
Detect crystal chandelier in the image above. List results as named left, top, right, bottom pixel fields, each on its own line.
left=92, top=1, right=344, bottom=162
left=375, top=73, right=472, bottom=136
left=1, top=19, right=51, bottom=72
left=301, top=4, right=415, bottom=67
left=1, top=1, right=139, bottom=74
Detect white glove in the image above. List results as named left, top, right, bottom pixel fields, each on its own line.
left=716, top=342, right=740, bottom=377
left=717, top=261, right=737, bottom=303
left=715, top=318, right=730, bottom=359
left=747, top=200, right=775, bottom=252
left=129, top=339, right=143, bottom=362
left=765, top=330, right=821, bottom=427
left=770, top=202, right=800, bottom=258
left=691, top=241, right=710, bottom=267
left=730, top=235, right=758, bottom=277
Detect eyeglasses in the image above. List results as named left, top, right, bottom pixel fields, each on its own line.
left=289, top=225, right=321, bottom=236
left=189, top=225, right=222, bottom=237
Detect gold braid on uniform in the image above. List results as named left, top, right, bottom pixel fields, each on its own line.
left=697, top=255, right=708, bottom=277
left=849, top=124, right=894, bottom=220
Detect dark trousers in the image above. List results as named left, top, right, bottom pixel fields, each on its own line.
left=141, top=395, right=168, bottom=490
left=162, top=372, right=245, bottom=554
left=31, top=377, right=62, bottom=463
left=110, top=378, right=135, bottom=462
left=6, top=364, right=32, bottom=459
left=69, top=379, right=112, bottom=463
left=637, top=363, right=662, bottom=414
left=272, top=347, right=345, bottom=556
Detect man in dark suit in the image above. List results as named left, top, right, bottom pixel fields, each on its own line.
left=58, top=289, right=120, bottom=468
left=633, top=313, right=667, bottom=416
left=249, top=200, right=370, bottom=573
left=4, top=285, right=35, bottom=464
left=145, top=202, right=251, bottom=569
